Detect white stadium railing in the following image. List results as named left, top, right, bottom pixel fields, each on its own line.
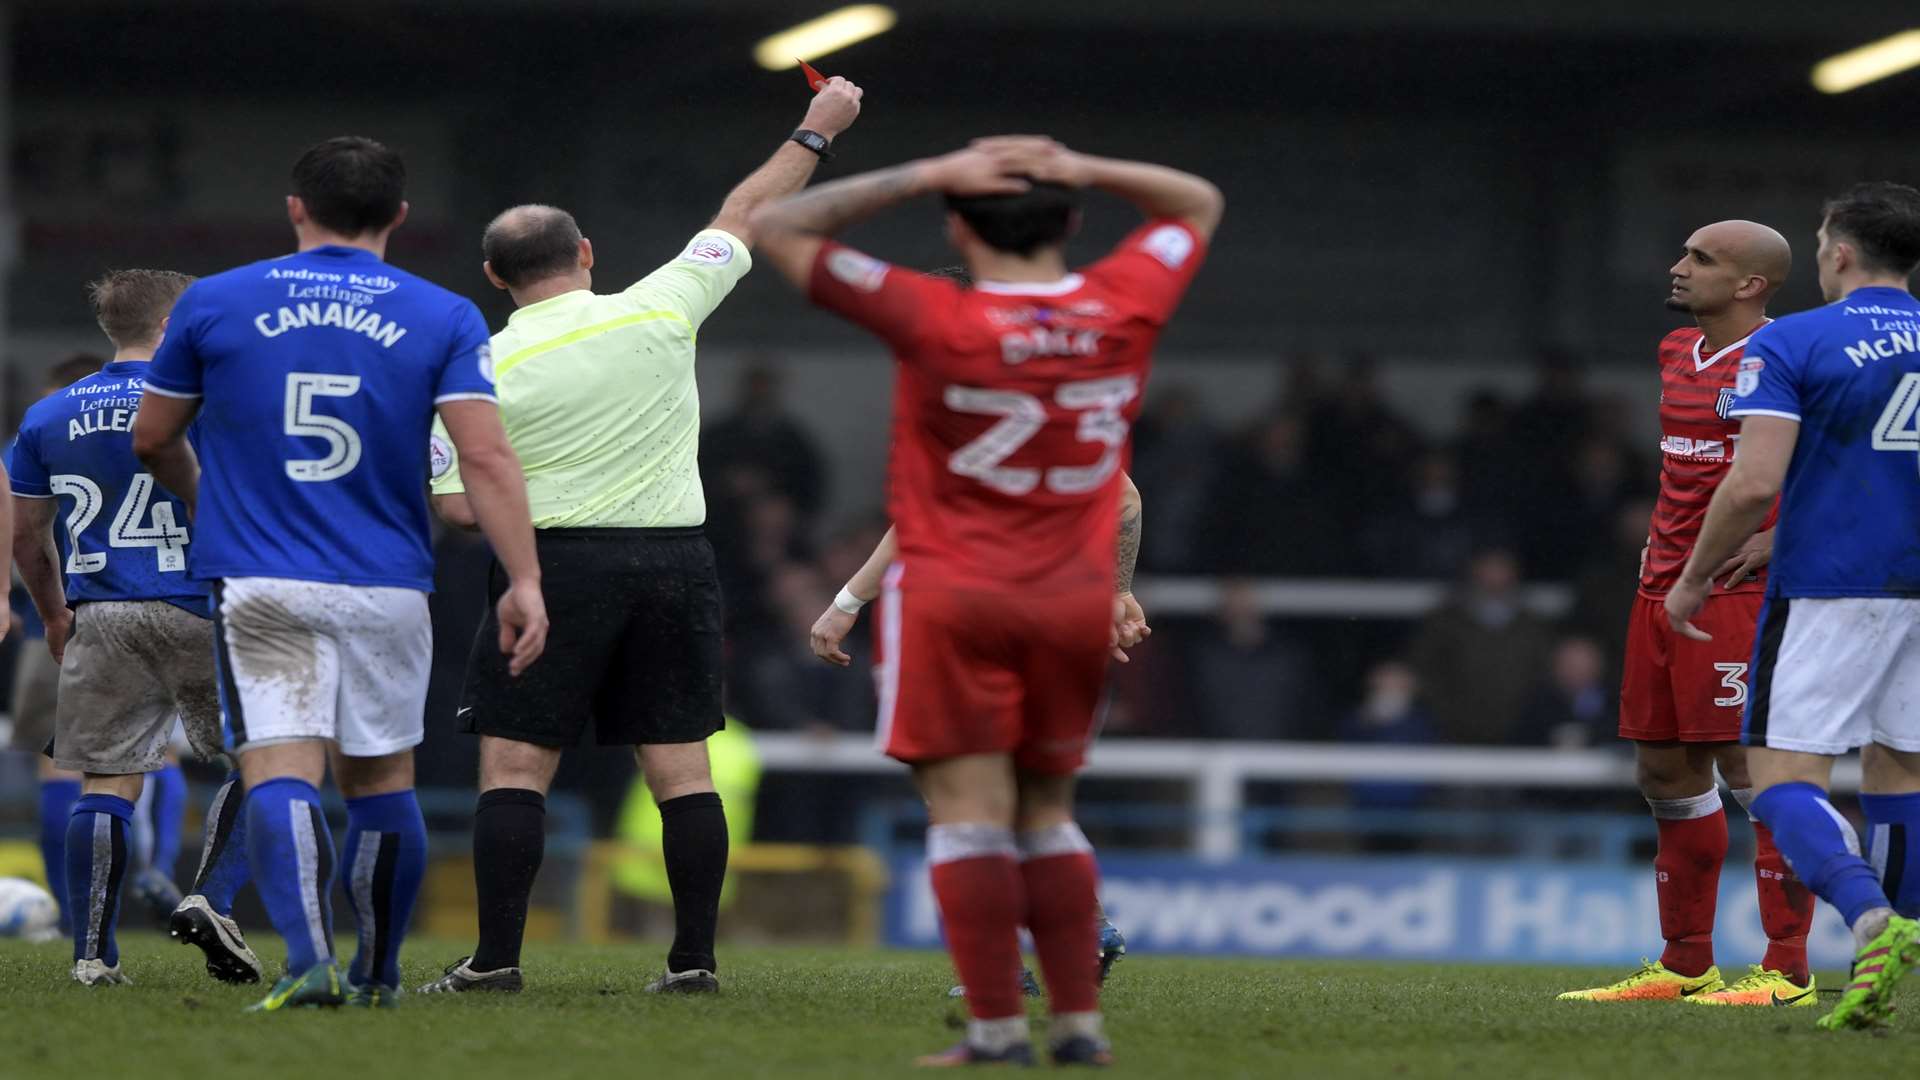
left=1132, top=577, right=1574, bottom=618
left=752, top=732, right=1865, bottom=861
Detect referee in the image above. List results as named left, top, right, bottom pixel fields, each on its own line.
left=420, top=77, right=863, bottom=995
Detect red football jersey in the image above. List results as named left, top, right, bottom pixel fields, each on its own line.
left=1641, top=324, right=1779, bottom=597
left=808, top=219, right=1207, bottom=590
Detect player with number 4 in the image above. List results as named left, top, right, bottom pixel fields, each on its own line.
left=131, top=137, right=547, bottom=1012
left=750, top=136, right=1220, bottom=1066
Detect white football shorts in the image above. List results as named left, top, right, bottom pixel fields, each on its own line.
left=215, top=576, right=432, bottom=757
left=1745, top=596, right=1920, bottom=755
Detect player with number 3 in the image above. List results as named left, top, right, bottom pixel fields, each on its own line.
left=749, top=136, right=1221, bottom=1066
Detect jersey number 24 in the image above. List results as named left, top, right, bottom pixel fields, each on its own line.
left=49, top=473, right=189, bottom=575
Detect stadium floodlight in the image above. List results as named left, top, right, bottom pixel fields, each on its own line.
left=753, top=5, right=897, bottom=71
left=1811, top=30, right=1920, bottom=94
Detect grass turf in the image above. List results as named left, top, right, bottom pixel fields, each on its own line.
left=0, top=934, right=1914, bottom=1078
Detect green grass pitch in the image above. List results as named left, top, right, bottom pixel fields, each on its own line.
left=1, top=934, right=1913, bottom=1078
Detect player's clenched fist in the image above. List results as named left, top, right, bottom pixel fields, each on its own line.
left=802, top=76, right=864, bottom=139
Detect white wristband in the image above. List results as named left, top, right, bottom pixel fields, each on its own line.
left=834, top=587, right=868, bottom=615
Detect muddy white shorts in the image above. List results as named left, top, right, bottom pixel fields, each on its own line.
left=215, top=577, right=432, bottom=757
left=1744, top=596, right=1920, bottom=755
left=52, top=600, right=222, bottom=774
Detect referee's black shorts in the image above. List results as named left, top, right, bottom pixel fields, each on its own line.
left=460, top=527, right=724, bottom=748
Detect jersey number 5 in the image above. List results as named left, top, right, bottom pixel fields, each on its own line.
left=49, top=473, right=190, bottom=575
left=1871, top=372, right=1920, bottom=475
left=285, top=372, right=364, bottom=482
left=944, top=375, right=1140, bottom=496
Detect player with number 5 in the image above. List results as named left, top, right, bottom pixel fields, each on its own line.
left=130, top=137, right=548, bottom=1012
left=750, top=136, right=1221, bottom=1066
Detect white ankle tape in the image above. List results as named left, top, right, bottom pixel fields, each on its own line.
left=1018, top=823, right=1093, bottom=860
left=927, top=824, right=1017, bottom=866
left=1648, top=788, right=1722, bottom=821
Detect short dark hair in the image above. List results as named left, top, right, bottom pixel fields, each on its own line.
left=925, top=265, right=974, bottom=287
left=87, top=269, right=194, bottom=348
left=945, top=181, right=1081, bottom=257
left=482, top=206, right=585, bottom=288
left=46, top=351, right=105, bottom=389
left=291, top=136, right=406, bottom=237
left=1822, top=181, right=1920, bottom=277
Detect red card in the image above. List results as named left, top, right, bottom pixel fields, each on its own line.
left=799, top=59, right=828, bottom=92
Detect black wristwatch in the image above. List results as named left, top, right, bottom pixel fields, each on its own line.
left=790, top=129, right=834, bottom=161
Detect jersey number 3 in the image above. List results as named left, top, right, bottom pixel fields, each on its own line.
left=944, top=375, right=1139, bottom=496
left=49, top=473, right=189, bottom=575
left=285, top=372, right=364, bottom=482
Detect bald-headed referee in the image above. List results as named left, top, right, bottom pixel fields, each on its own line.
left=420, top=77, right=863, bottom=995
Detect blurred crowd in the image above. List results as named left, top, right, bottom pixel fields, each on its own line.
left=700, top=354, right=1659, bottom=757
left=3, top=351, right=1657, bottom=769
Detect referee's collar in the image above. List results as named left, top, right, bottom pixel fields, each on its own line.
left=508, top=288, right=594, bottom=324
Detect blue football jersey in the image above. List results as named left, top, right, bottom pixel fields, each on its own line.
left=7, top=362, right=210, bottom=614
left=145, top=245, right=496, bottom=591
left=1731, top=285, right=1920, bottom=598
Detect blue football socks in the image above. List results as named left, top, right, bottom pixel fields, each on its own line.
left=67, top=794, right=134, bottom=966
left=340, top=790, right=427, bottom=989
left=1751, top=782, right=1891, bottom=929
left=245, top=778, right=335, bottom=973
left=1861, top=791, right=1920, bottom=918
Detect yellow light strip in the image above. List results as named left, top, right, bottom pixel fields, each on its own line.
left=754, top=5, right=897, bottom=71
left=1812, top=29, right=1920, bottom=94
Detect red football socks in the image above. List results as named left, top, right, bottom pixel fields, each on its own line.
left=930, top=855, right=1027, bottom=1021
left=1022, top=851, right=1102, bottom=1015
left=1752, top=821, right=1815, bottom=985
left=1651, top=798, right=1728, bottom=978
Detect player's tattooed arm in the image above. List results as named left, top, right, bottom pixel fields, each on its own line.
left=750, top=144, right=1034, bottom=290
left=11, top=496, right=68, bottom=659
left=1115, top=473, right=1143, bottom=596
left=1112, top=473, right=1151, bottom=659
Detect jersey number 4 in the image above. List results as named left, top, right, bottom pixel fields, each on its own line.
left=285, top=372, right=363, bottom=482
left=1872, top=372, right=1920, bottom=475
left=944, top=375, right=1139, bottom=496
left=49, top=473, right=189, bottom=575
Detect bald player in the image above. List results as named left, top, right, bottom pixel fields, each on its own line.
left=1561, top=221, right=1818, bottom=1007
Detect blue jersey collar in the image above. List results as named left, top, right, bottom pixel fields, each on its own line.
left=103, top=359, right=150, bottom=376
left=1846, top=285, right=1915, bottom=301
left=299, top=244, right=381, bottom=260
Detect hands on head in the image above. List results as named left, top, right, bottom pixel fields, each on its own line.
left=921, top=135, right=1093, bottom=198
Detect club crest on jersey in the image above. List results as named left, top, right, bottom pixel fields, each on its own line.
left=1715, top=388, right=1737, bottom=419
left=826, top=249, right=889, bottom=292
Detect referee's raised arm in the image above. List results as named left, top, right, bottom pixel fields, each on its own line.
left=417, top=79, right=865, bottom=999
left=708, top=76, right=862, bottom=248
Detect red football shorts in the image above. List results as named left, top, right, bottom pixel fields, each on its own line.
left=871, top=571, right=1111, bottom=775
left=1619, top=591, right=1763, bottom=743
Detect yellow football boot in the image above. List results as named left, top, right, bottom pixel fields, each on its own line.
left=1557, top=959, right=1724, bottom=1002
left=1686, top=965, right=1816, bottom=1007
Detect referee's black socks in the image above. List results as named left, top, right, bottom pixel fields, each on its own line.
left=471, top=787, right=546, bottom=973
left=660, top=791, right=728, bottom=974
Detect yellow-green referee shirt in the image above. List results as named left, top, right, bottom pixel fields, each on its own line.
left=430, top=229, right=751, bottom=528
